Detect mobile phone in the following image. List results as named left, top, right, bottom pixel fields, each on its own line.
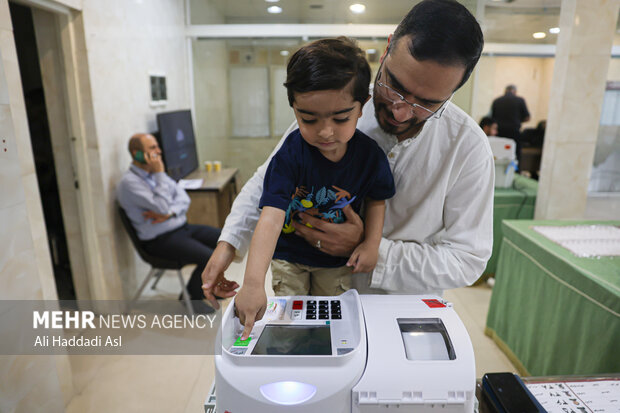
left=482, top=373, right=542, bottom=413
left=134, top=150, right=146, bottom=164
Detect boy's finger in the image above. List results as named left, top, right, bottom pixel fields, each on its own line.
left=346, top=252, right=358, bottom=267
left=241, top=318, right=255, bottom=341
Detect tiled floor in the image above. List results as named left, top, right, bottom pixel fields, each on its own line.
left=64, top=254, right=517, bottom=413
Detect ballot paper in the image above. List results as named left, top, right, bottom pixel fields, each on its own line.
left=532, top=225, right=620, bottom=258
left=526, top=379, right=620, bottom=413
left=178, top=179, right=203, bottom=189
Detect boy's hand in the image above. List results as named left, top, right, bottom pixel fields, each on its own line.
left=235, top=284, right=267, bottom=340
left=347, top=241, right=378, bottom=273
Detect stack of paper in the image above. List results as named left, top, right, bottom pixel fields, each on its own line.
left=178, top=179, right=203, bottom=189
left=532, top=225, right=620, bottom=258
left=526, top=379, right=620, bottom=413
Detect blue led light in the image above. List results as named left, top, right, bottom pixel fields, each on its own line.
left=259, top=381, right=317, bottom=405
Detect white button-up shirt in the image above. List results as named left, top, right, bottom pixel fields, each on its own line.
left=220, top=97, right=494, bottom=296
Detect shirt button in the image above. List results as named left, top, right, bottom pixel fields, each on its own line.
left=388, top=153, right=395, bottom=158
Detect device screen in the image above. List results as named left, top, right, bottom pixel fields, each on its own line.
left=251, top=325, right=331, bottom=356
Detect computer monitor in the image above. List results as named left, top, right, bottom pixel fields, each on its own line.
left=155, top=110, right=198, bottom=181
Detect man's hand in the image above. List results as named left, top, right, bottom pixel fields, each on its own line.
left=145, top=150, right=164, bottom=173
left=291, top=205, right=364, bottom=257
left=142, top=210, right=171, bottom=223
left=201, top=242, right=239, bottom=309
left=234, top=284, right=267, bottom=340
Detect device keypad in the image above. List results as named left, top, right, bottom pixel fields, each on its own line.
left=302, top=299, right=341, bottom=320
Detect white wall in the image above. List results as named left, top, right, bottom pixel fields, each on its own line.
left=79, top=0, right=191, bottom=296
left=0, top=0, right=69, bottom=411
left=193, top=38, right=230, bottom=169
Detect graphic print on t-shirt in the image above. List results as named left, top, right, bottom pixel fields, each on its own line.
left=282, top=185, right=356, bottom=234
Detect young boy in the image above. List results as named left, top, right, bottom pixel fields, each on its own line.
left=235, top=37, right=395, bottom=338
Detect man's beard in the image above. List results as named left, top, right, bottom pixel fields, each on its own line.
left=374, top=100, right=424, bottom=137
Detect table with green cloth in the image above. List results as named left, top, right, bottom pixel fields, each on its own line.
left=481, top=175, right=538, bottom=279
left=485, top=220, right=620, bottom=377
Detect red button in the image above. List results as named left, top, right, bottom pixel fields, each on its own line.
left=292, top=300, right=303, bottom=310
left=422, top=299, right=446, bottom=308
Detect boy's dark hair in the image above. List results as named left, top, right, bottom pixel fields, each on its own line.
left=391, top=0, right=483, bottom=90
left=284, top=37, right=370, bottom=107
left=479, top=117, right=497, bottom=129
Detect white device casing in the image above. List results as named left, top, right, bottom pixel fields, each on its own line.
left=352, top=295, right=476, bottom=413
left=215, top=290, right=367, bottom=412
left=488, top=136, right=517, bottom=188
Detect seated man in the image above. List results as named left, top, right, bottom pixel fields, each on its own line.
left=116, top=133, right=238, bottom=313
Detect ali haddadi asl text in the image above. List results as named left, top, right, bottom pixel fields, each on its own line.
left=34, top=335, right=121, bottom=347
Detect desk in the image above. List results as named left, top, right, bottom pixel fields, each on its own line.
left=482, top=175, right=538, bottom=278
left=485, top=220, right=620, bottom=376
left=184, top=168, right=238, bottom=228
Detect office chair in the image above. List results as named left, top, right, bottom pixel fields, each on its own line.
left=117, top=203, right=194, bottom=316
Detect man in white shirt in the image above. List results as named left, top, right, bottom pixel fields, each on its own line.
left=201, top=0, right=494, bottom=305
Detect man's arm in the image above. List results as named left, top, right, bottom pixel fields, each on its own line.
left=520, top=97, right=530, bottom=123
left=168, top=179, right=190, bottom=217
left=118, top=174, right=174, bottom=216
left=370, top=154, right=495, bottom=292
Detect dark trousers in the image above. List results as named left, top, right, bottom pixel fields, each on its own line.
left=142, top=224, right=220, bottom=299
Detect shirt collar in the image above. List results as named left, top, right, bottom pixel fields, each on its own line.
left=130, top=164, right=151, bottom=179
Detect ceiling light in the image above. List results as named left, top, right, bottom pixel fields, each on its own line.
left=349, top=4, right=366, bottom=14
left=366, top=49, right=376, bottom=54
left=280, top=50, right=290, bottom=56
left=532, top=32, right=546, bottom=39
left=265, top=0, right=280, bottom=2
left=267, top=5, right=282, bottom=13
left=549, top=27, right=560, bottom=34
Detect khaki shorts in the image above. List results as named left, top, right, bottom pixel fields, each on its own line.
left=270, top=259, right=352, bottom=296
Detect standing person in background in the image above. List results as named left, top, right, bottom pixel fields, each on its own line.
left=202, top=0, right=494, bottom=303
left=491, top=85, right=530, bottom=166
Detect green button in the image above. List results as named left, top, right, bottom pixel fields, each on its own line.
left=234, top=336, right=252, bottom=347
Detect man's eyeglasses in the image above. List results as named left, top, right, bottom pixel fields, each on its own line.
left=375, top=69, right=451, bottom=121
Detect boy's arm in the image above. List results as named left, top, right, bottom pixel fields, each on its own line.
left=346, top=199, right=385, bottom=273
left=201, top=122, right=299, bottom=305
left=237, top=206, right=285, bottom=340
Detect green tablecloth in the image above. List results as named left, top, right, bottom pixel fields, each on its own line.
left=485, top=220, right=620, bottom=376
left=483, top=175, right=538, bottom=277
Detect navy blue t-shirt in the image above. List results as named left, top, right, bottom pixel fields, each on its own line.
left=259, top=128, right=395, bottom=268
